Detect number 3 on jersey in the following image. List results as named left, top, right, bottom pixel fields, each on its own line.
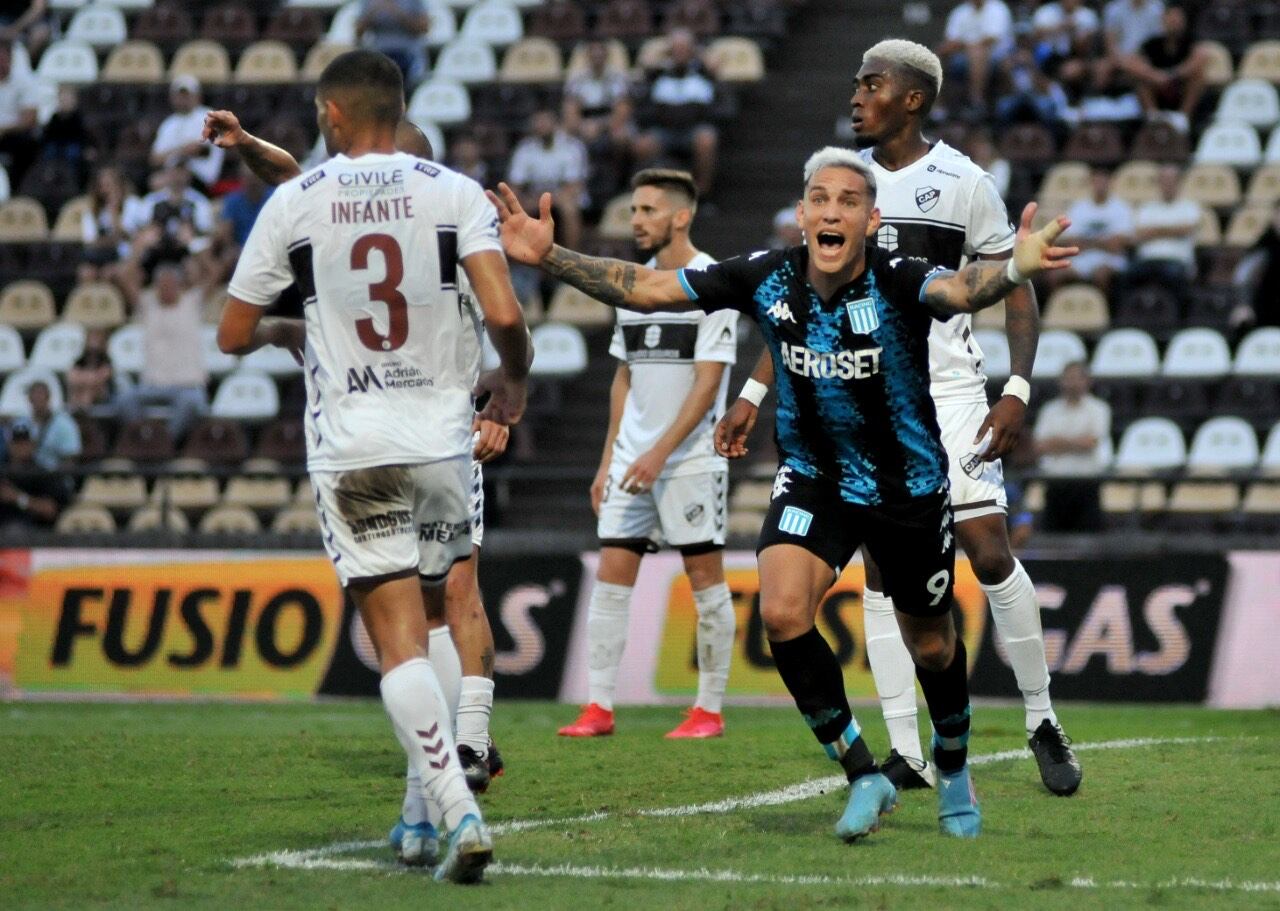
left=350, top=229, right=459, bottom=353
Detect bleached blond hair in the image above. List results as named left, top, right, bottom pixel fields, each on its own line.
left=863, top=38, right=943, bottom=98
left=802, top=146, right=877, bottom=199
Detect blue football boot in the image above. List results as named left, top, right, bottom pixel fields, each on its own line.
left=835, top=772, right=898, bottom=842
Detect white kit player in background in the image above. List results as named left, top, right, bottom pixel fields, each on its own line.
left=716, top=39, right=1081, bottom=796
left=559, top=169, right=738, bottom=740
left=214, top=50, right=530, bottom=884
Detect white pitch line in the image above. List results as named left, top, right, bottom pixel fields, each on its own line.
left=230, top=736, right=1232, bottom=874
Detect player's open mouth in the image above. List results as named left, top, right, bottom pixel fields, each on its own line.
left=851, top=116, right=864, bottom=130
left=816, top=231, right=845, bottom=250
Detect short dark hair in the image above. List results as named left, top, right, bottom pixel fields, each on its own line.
left=318, top=50, right=404, bottom=127
left=631, top=168, right=698, bottom=210
left=894, top=62, right=938, bottom=115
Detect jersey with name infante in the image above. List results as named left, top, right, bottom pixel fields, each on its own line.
left=680, top=245, right=948, bottom=506
left=861, top=141, right=1014, bottom=406
left=229, top=152, right=501, bottom=472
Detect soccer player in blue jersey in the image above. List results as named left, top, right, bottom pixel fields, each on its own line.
left=486, top=148, right=1076, bottom=841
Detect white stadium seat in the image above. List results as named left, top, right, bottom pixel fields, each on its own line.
left=200, top=325, right=240, bottom=377
left=326, top=1, right=360, bottom=44
left=973, top=329, right=1010, bottom=380
left=240, top=344, right=303, bottom=377
left=108, top=323, right=145, bottom=374
left=1215, top=79, right=1280, bottom=129
left=433, top=39, right=497, bottom=84
left=426, top=1, right=458, bottom=47
left=530, top=323, right=588, bottom=377
left=35, top=40, right=99, bottom=84
left=1262, top=424, right=1280, bottom=475
left=211, top=370, right=279, bottom=421
left=29, top=321, right=85, bottom=372
left=1161, top=328, right=1232, bottom=378
left=1091, top=329, right=1160, bottom=378
left=0, top=163, right=9, bottom=205
left=408, top=79, right=471, bottom=125
left=1114, top=417, right=1187, bottom=473
left=1187, top=416, right=1260, bottom=474
left=1194, top=121, right=1263, bottom=168
left=0, top=324, right=25, bottom=375
left=1234, top=327, right=1280, bottom=375
left=65, top=5, right=128, bottom=48
left=0, top=367, right=63, bottom=418
left=461, top=0, right=523, bottom=47
left=1030, top=329, right=1087, bottom=379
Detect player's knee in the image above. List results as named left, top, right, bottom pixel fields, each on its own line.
left=759, top=596, right=811, bottom=641
left=906, top=633, right=953, bottom=672
left=969, top=545, right=1015, bottom=586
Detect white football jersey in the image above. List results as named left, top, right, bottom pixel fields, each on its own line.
left=608, top=251, right=737, bottom=479
left=860, top=141, right=1015, bottom=405
left=229, top=152, right=502, bottom=471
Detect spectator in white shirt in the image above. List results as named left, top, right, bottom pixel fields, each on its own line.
left=562, top=39, right=634, bottom=194
left=1125, top=163, right=1200, bottom=299
left=1030, top=0, right=1099, bottom=94
left=508, top=108, right=588, bottom=250
left=1034, top=361, right=1112, bottom=531
left=1093, top=0, right=1165, bottom=96
left=1055, top=166, right=1134, bottom=297
left=632, top=29, right=720, bottom=197
left=937, top=0, right=1015, bottom=113
left=0, top=42, right=39, bottom=187
left=150, top=76, right=225, bottom=190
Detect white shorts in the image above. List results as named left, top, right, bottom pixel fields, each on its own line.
left=469, top=460, right=484, bottom=549
left=312, top=458, right=473, bottom=586
left=597, top=468, right=727, bottom=551
left=937, top=399, right=1008, bottom=522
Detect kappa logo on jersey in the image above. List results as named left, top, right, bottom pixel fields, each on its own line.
left=766, top=300, right=796, bottom=323
left=779, top=341, right=881, bottom=380
left=771, top=465, right=793, bottom=500
left=346, top=365, right=383, bottom=393
left=846, top=297, right=880, bottom=334
left=916, top=186, right=942, bottom=213
left=644, top=324, right=662, bottom=348
left=748, top=250, right=769, bottom=260
left=778, top=505, right=814, bottom=537
left=876, top=223, right=899, bottom=252
left=684, top=503, right=705, bottom=524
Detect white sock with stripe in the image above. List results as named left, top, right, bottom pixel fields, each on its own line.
left=402, top=627, right=462, bottom=827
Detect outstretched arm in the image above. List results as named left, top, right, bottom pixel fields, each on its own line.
left=486, top=182, right=696, bottom=312
left=203, top=110, right=303, bottom=186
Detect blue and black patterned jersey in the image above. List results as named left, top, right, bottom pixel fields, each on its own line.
left=679, top=245, right=949, bottom=506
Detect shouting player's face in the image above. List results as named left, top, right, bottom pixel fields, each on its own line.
left=797, top=166, right=881, bottom=276
left=850, top=58, right=914, bottom=149
left=630, top=185, right=687, bottom=254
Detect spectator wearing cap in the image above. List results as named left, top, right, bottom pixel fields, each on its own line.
left=0, top=420, right=71, bottom=533
left=25, top=379, right=81, bottom=470
left=632, top=29, right=720, bottom=198
left=151, top=76, right=225, bottom=190
left=356, top=0, right=430, bottom=87
left=0, top=41, right=39, bottom=187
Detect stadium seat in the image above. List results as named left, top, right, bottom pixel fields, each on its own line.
left=1194, top=121, right=1263, bottom=168
left=1179, top=163, right=1242, bottom=209
left=52, top=195, right=90, bottom=242
left=1224, top=206, right=1273, bottom=247
left=256, top=418, right=306, bottom=464
left=224, top=475, right=292, bottom=511
left=211, top=370, right=279, bottom=421
left=1129, top=121, right=1190, bottom=164
left=407, top=80, right=471, bottom=125
left=1195, top=207, right=1222, bottom=247
left=434, top=39, right=498, bottom=83
left=597, top=193, right=633, bottom=240
left=1114, top=417, right=1186, bottom=474
left=194, top=325, right=238, bottom=378
left=0, top=324, right=24, bottom=375
left=1201, top=40, right=1235, bottom=87
left=18, top=160, right=80, bottom=215
left=62, top=283, right=127, bottom=330
left=500, top=37, right=562, bottom=83
left=300, top=42, right=353, bottom=81
left=1030, top=330, right=1086, bottom=380
left=169, top=40, right=233, bottom=85
left=404, top=116, right=446, bottom=160
left=973, top=329, right=1010, bottom=380
left=151, top=475, right=220, bottom=513
left=1100, top=480, right=1169, bottom=518
left=1042, top=284, right=1109, bottom=335
left=240, top=344, right=303, bottom=377
left=729, top=479, right=773, bottom=512
left=73, top=414, right=107, bottom=462
left=65, top=5, right=127, bottom=48
left=1244, top=163, right=1280, bottom=206
left=127, top=506, right=191, bottom=533
left=1161, top=328, right=1232, bottom=378
left=286, top=0, right=346, bottom=8
left=1111, top=161, right=1161, bottom=204
left=1240, top=40, right=1280, bottom=83
left=1166, top=482, right=1240, bottom=523
left=707, top=37, right=765, bottom=83
left=0, top=164, right=8, bottom=205
left=1038, top=162, right=1089, bottom=202
left=198, top=504, right=262, bottom=535
left=1091, top=329, right=1160, bottom=378
left=1242, top=482, right=1280, bottom=525
left=35, top=41, right=98, bottom=84
left=546, top=282, right=612, bottom=326
left=55, top=503, right=118, bottom=534
left=114, top=418, right=175, bottom=462
left=1234, top=327, right=1280, bottom=375
left=198, top=2, right=258, bottom=54
left=181, top=417, right=249, bottom=465
left=131, top=3, right=194, bottom=54
left=1215, top=79, right=1280, bottom=129
left=636, top=35, right=673, bottom=71
left=1064, top=123, right=1125, bottom=167
left=0, top=281, right=55, bottom=334
left=1262, top=425, right=1280, bottom=475
left=106, top=323, right=145, bottom=375
left=293, top=477, right=314, bottom=505
left=234, top=41, right=299, bottom=84
left=663, top=0, right=720, bottom=37
left=528, top=1, right=586, bottom=44
left=566, top=39, right=628, bottom=76
left=272, top=505, right=321, bottom=534
left=324, top=1, right=360, bottom=43
left=264, top=7, right=325, bottom=50
left=1187, top=416, right=1259, bottom=474
left=101, top=41, right=166, bottom=83
left=0, top=197, right=48, bottom=241
left=999, top=123, right=1057, bottom=168
left=78, top=474, right=147, bottom=513
left=595, top=0, right=655, bottom=41
left=29, top=322, right=85, bottom=372
left=461, top=0, right=523, bottom=46
left=1114, top=284, right=1180, bottom=336
left=530, top=323, right=588, bottom=377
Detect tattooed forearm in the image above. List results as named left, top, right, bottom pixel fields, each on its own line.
left=543, top=245, right=639, bottom=308
left=239, top=135, right=302, bottom=186
left=1004, top=282, right=1040, bottom=379
left=927, top=261, right=1020, bottom=315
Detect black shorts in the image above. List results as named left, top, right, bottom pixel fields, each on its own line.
left=757, top=468, right=956, bottom=617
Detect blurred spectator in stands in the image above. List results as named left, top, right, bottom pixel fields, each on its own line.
left=0, top=0, right=52, bottom=62
left=25, top=379, right=80, bottom=469
left=768, top=203, right=802, bottom=249
left=1033, top=360, right=1110, bottom=532
left=562, top=39, right=633, bottom=195
left=509, top=108, right=588, bottom=251
left=80, top=165, right=147, bottom=304
left=633, top=29, right=720, bottom=197
left=356, top=0, right=430, bottom=87
left=1125, top=163, right=1198, bottom=300
left=67, top=327, right=115, bottom=414
left=150, top=76, right=224, bottom=191
left=205, top=162, right=272, bottom=282
left=1031, top=0, right=1099, bottom=65
left=0, top=41, right=39, bottom=187
left=938, top=0, right=1015, bottom=117
left=994, top=45, right=1069, bottom=140
left=447, top=132, right=487, bottom=184
left=117, top=263, right=208, bottom=441
left=1092, top=0, right=1164, bottom=106
left=129, top=164, right=214, bottom=280
left=964, top=126, right=1010, bottom=199
left=726, top=0, right=787, bottom=52
left=40, top=85, right=96, bottom=183
left=0, top=420, right=69, bottom=533
left=1002, top=476, right=1035, bottom=550
left=1117, top=5, right=1207, bottom=131
left=1055, top=166, right=1132, bottom=297
left=1233, top=208, right=1280, bottom=332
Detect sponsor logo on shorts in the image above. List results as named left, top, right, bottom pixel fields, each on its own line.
left=418, top=519, right=472, bottom=544
left=772, top=465, right=793, bottom=501
left=684, top=503, right=705, bottom=525
left=778, top=506, right=814, bottom=537
left=346, top=510, right=413, bottom=543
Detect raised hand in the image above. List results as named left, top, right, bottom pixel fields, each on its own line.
left=1011, top=202, right=1078, bottom=281
left=203, top=110, right=247, bottom=149
left=484, top=182, right=555, bottom=266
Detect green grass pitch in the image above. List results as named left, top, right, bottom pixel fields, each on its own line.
left=2, top=701, right=1278, bottom=910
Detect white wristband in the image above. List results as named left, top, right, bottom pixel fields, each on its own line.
left=739, top=378, right=769, bottom=407
left=1002, top=375, right=1031, bottom=406
left=1005, top=258, right=1030, bottom=286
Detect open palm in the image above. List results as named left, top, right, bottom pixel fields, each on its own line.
left=1012, top=201, right=1077, bottom=279
left=485, top=182, right=555, bottom=266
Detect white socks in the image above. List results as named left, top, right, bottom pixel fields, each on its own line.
left=381, top=657, right=477, bottom=833
left=456, top=677, right=495, bottom=754
left=982, top=560, right=1057, bottom=733
left=863, top=587, right=925, bottom=764
left=692, top=583, right=734, bottom=714
left=586, top=581, right=633, bottom=711
left=402, top=626, right=463, bottom=827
